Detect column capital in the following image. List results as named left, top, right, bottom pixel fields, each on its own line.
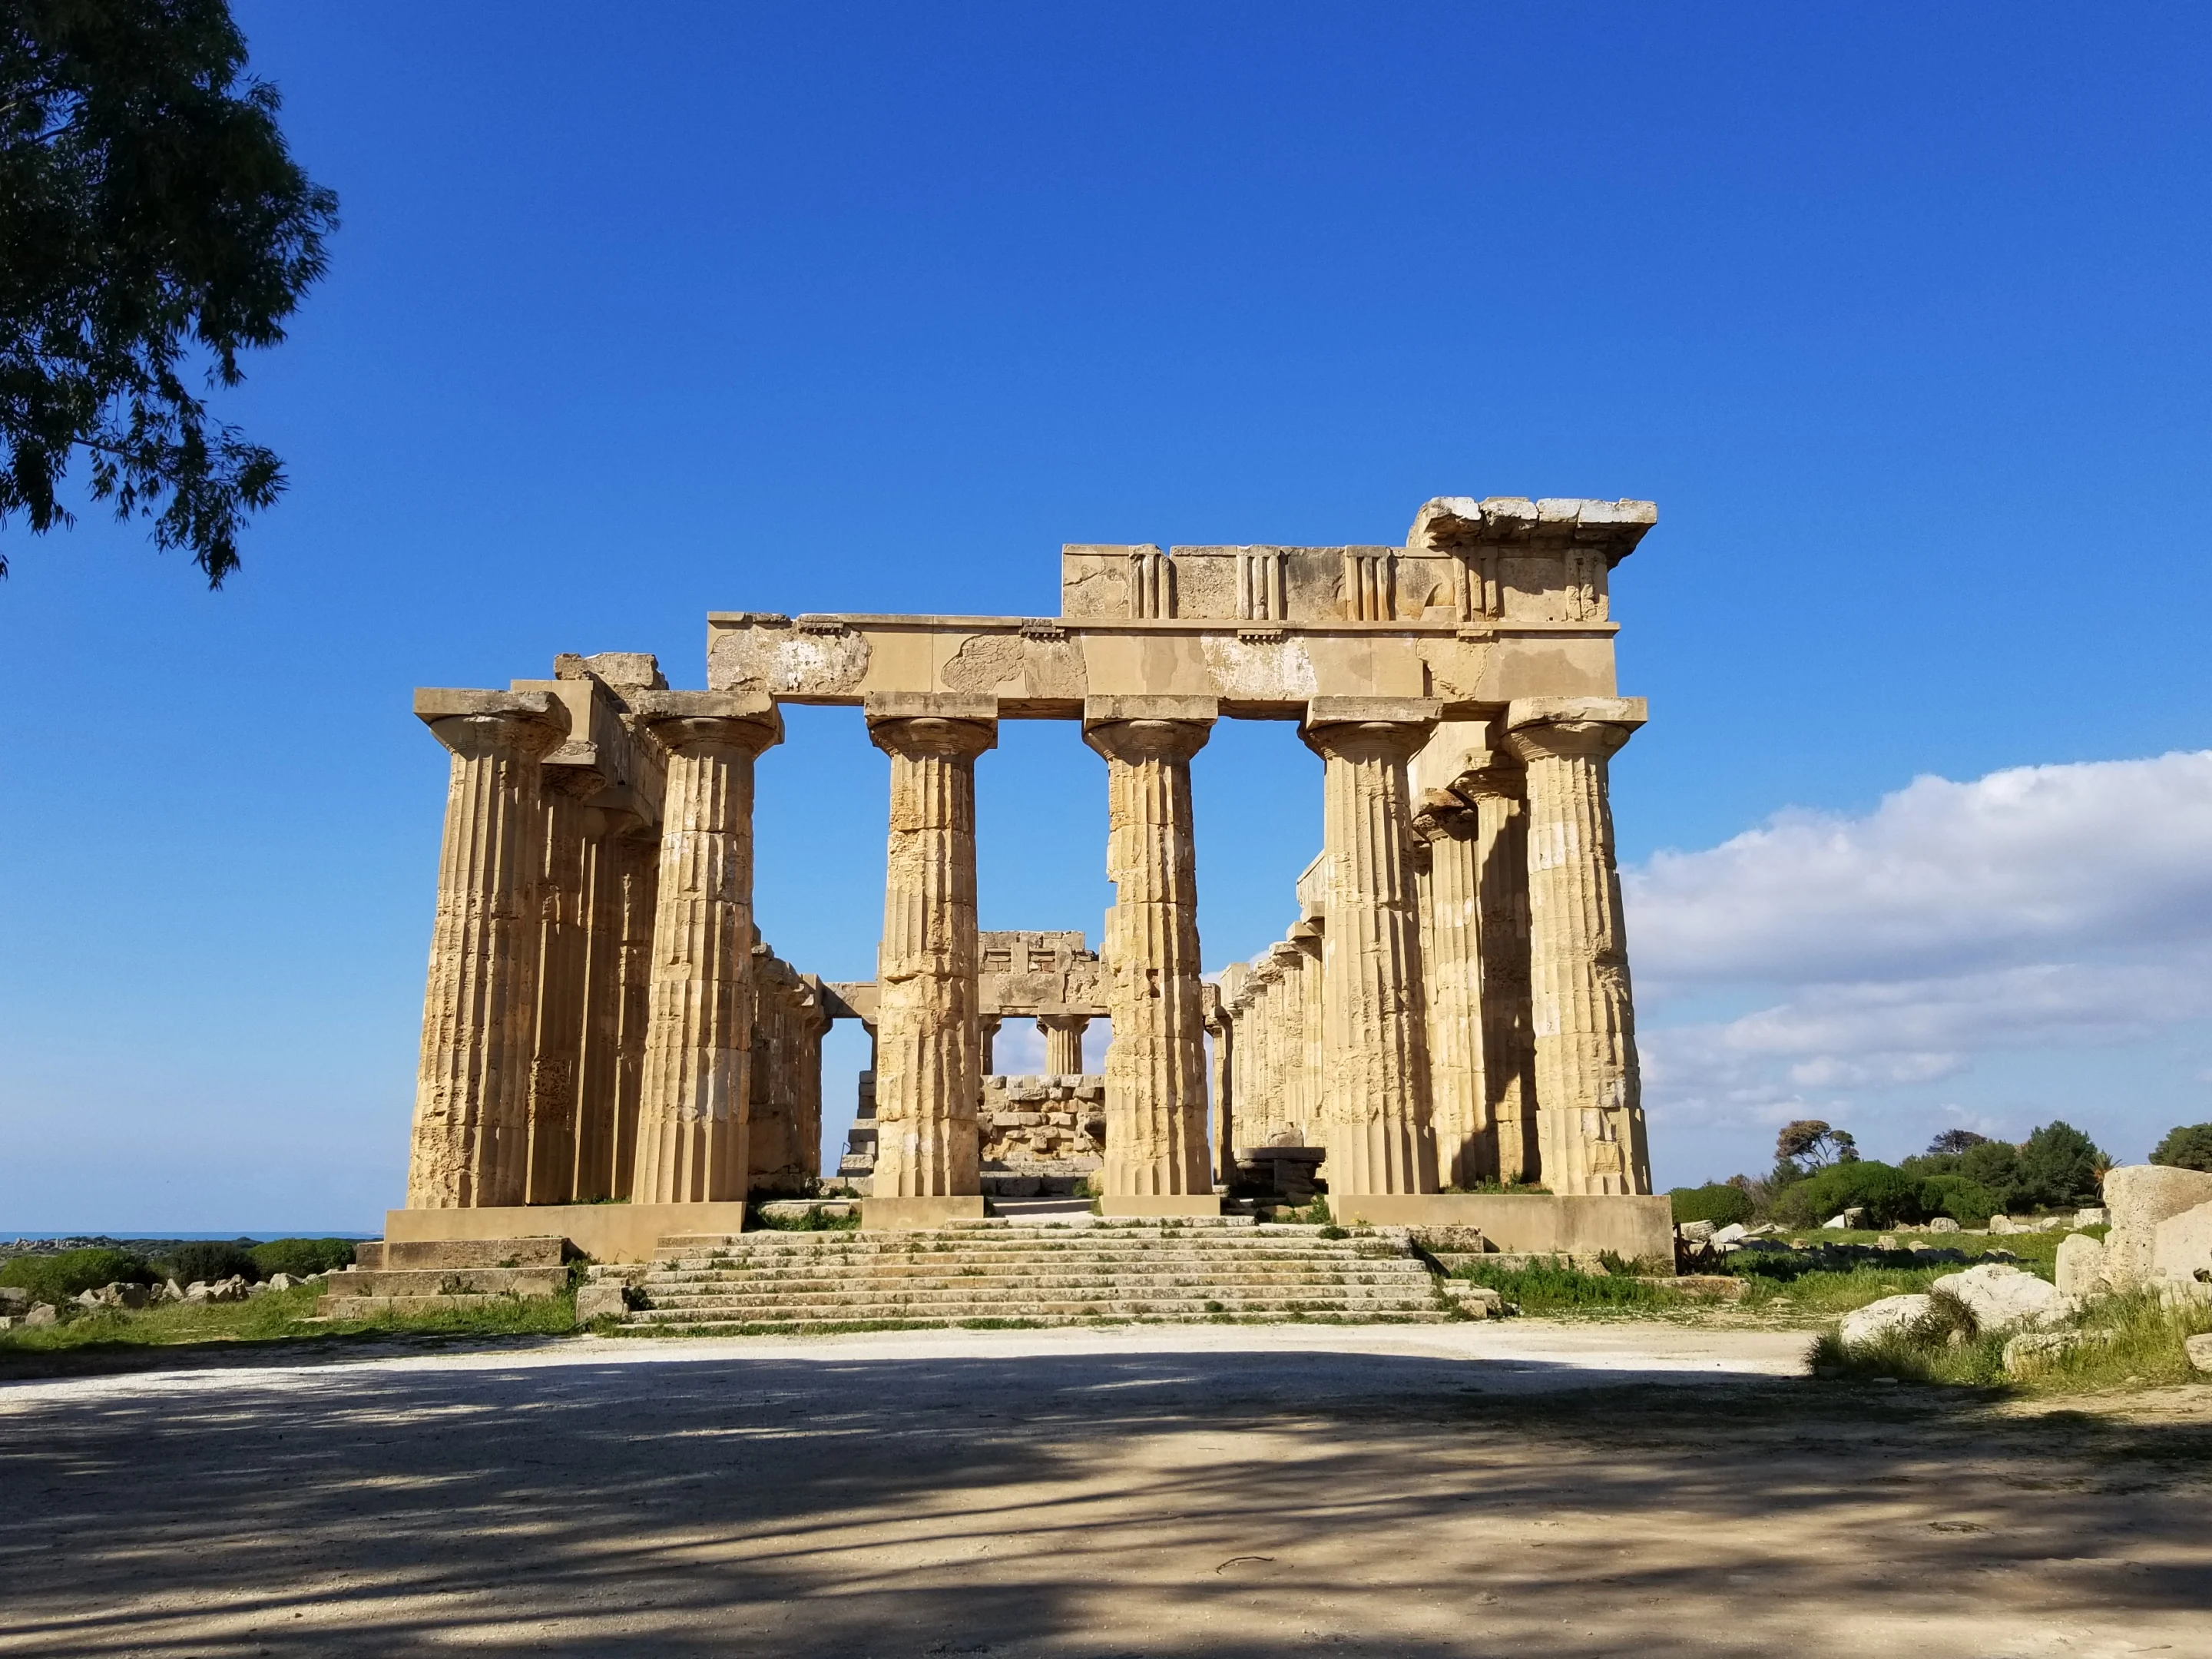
left=1300, top=697, right=1442, bottom=763
left=415, top=688, right=571, bottom=761
left=1035, top=1011, right=1090, bottom=1032
left=1411, top=787, right=1478, bottom=843
left=1083, top=715, right=1213, bottom=766
left=1503, top=697, right=1646, bottom=763
left=866, top=692, right=998, bottom=761
left=628, top=689, right=784, bottom=758
left=1451, top=756, right=1526, bottom=804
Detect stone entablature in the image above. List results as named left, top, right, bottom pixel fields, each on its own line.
left=704, top=498, right=1653, bottom=717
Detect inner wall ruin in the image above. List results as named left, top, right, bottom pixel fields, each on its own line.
left=392, top=495, right=1660, bottom=1249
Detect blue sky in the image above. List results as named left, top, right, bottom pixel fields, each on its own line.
left=3, top=3, right=2210, bottom=1231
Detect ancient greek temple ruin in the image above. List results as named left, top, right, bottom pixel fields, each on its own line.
left=391, top=495, right=1659, bottom=1257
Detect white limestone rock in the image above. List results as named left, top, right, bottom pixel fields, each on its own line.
left=1710, top=1223, right=1748, bottom=1247
left=2150, top=1198, right=2212, bottom=1287
left=2186, top=1333, right=2212, bottom=1374
left=2002, top=1330, right=2111, bottom=1375
left=1927, top=1217, right=1962, bottom=1233
left=24, top=1303, right=58, bottom=1327
left=2055, top=1232, right=2109, bottom=1300
left=1931, top=1263, right=2068, bottom=1333
left=2104, top=1165, right=2212, bottom=1291
left=2075, top=1207, right=2108, bottom=1228
left=1840, top=1293, right=1936, bottom=1347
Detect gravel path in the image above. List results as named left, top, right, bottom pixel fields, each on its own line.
left=2, top=1321, right=2204, bottom=1657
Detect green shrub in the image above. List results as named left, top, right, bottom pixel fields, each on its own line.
left=156, top=1240, right=260, bottom=1286
left=1777, top=1160, right=1919, bottom=1227
left=247, top=1238, right=356, bottom=1277
left=2013, top=1121, right=2106, bottom=1210
left=0, top=1247, right=153, bottom=1303
left=1670, top=1184, right=1754, bottom=1227
left=1916, top=1174, right=1998, bottom=1226
left=2150, top=1122, right=2212, bottom=1173
left=1957, top=1140, right=2022, bottom=1207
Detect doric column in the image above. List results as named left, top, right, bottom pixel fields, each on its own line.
left=568, top=797, right=634, bottom=1202
left=1300, top=697, right=1442, bottom=1199
left=524, top=767, right=595, bottom=1204
left=1085, top=698, right=1216, bottom=1207
left=1244, top=956, right=1282, bottom=1148
left=1456, top=760, right=1538, bottom=1184
left=979, top=1015, right=1002, bottom=1076
left=406, top=689, right=571, bottom=1208
left=1036, top=1013, right=1088, bottom=1075
left=1412, top=788, right=1494, bottom=1187
left=1203, top=980, right=1234, bottom=1185
left=866, top=694, right=997, bottom=1211
left=1268, top=941, right=1309, bottom=1141
left=1504, top=697, right=1650, bottom=1197
left=628, top=691, right=784, bottom=1205
left=608, top=823, right=659, bottom=1200
left=1292, top=920, right=1325, bottom=1147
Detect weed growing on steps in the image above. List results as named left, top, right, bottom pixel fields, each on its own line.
left=1454, top=1257, right=1675, bottom=1312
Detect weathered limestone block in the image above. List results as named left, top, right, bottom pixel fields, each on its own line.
left=406, top=689, right=571, bottom=1209
left=1301, top=697, right=1441, bottom=1197
left=869, top=695, right=997, bottom=1199
left=2103, top=1165, right=2212, bottom=1290
left=2151, top=1199, right=2212, bottom=1287
left=628, top=690, right=783, bottom=1204
left=2055, top=1231, right=2109, bottom=1300
left=1269, top=940, right=1310, bottom=1141
left=1504, top=697, right=1649, bottom=1197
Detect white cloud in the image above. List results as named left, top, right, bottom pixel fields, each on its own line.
left=1624, top=751, right=2212, bottom=1149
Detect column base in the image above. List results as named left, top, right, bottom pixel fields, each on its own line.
left=1099, top=1194, right=1224, bottom=1219
left=863, top=1194, right=988, bottom=1230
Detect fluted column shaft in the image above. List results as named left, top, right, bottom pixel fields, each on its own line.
left=1262, top=942, right=1303, bottom=1142
left=1037, top=1013, right=1088, bottom=1076
left=1462, top=766, right=1537, bottom=1184
left=1505, top=703, right=1649, bottom=1196
left=1293, top=926, right=1325, bottom=1145
left=1086, top=716, right=1214, bottom=1197
left=406, top=693, right=569, bottom=1208
left=1415, top=793, right=1495, bottom=1187
left=630, top=698, right=783, bottom=1204
left=1204, top=982, right=1233, bottom=1184
left=525, top=773, right=593, bottom=1203
left=979, top=1016, right=1002, bottom=1076
left=565, top=798, right=633, bottom=1202
left=1247, top=965, right=1281, bottom=1147
left=1301, top=710, right=1440, bottom=1197
left=608, top=826, right=659, bottom=1200
left=869, top=712, right=997, bottom=1197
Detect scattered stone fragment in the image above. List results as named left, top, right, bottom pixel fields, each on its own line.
left=2184, top=1333, right=2212, bottom=1374
left=1927, top=1217, right=1962, bottom=1233
left=2055, top=1232, right=2108, bottom=1300
left=1931, top=1263, right=2068, bottom=1333
left=574, top=1283, right=630, bottom=1322
left=1840, top=1293, right=1936, bottom=1346
left=2002, top=1330, right=2114, bottom=1375
left=24, top=1303, right=58, bottom=1327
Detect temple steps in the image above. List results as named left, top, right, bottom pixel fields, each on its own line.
left=316, top=1237, right=573, bottom=1319
left=607, top=1223, right=1452, bottom=1333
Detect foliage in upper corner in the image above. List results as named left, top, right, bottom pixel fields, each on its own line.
left=2150, top=1122, right=2212, bottom=1174
left=0, top=0, right=337, bottom=585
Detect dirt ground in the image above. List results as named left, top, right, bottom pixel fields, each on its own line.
left=2, top=1321, right=2207, bottom=1658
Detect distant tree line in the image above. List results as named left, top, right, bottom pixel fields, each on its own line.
left=1663, top=1116, right=2212, bottom=1230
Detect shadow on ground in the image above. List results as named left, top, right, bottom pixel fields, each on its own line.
left=2, top=1343, right=2208, bottom=1657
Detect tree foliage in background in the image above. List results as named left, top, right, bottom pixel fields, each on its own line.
left=0, top=0, right=336, bottom=584
left=1774, top=1119, right=1857, bottom=1179
left=1926, top=1128, right=1989, bottom=1157
left=2150, top=1123, right=2212, bottom=1173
